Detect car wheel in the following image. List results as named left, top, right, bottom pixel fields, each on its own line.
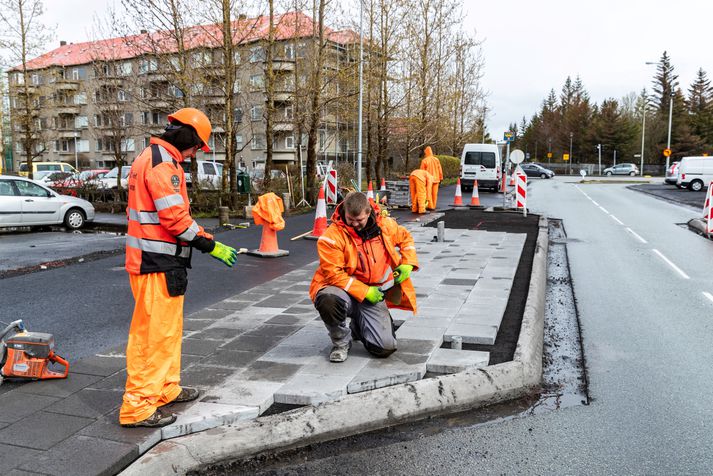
left=689, top=180, right=704, bottom=192
left=606, top=171, right=612, bottom=176
left=540, top=173, right=547, bottom=179
left=64, top=208, right=85, bottom=230
left=629, top=171, right=636, bottom=176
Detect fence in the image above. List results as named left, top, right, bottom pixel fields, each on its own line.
left=535, top=162, right=666, bottom=176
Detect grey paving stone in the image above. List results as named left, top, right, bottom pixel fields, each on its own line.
left=0, top=411, right=93, bottom=450
left=18, top=435, right=136, bottom=476
left=243, top=324, right=301, bottom=338
left=181, top=353, right=203, bottom=369
left=259, top=345, right=326, bottom=365
left=395, top=323, right=446, bottom=343
left=254, top=294, right=302, bottom=308
left=396, top=339, right=441, bottom=355
left=444, top=323, right=499, bottom=345
left=347, top=354, right=427, bottom=394
left=278, top=327, right=331, bottom=348
left=0, top=443, right=43, bottom=474
left=180, top=365, right=237, bottom=389
left=281, top=305, right=317, bottom=315
left=440, top=278, right=478, bottom=286
left=181, top=338, right=224, bottom=356
left=200, top=349, right=262, bottom=369
left=201, top=378, right=284, bottom=414
left=186, top=308, right=234, bottom=320
left=161, top=402, right=259, bottom=440
left=221, top=333, right=287, bottom=353
left=426, top=348, right=490, bottom=374
left=0, top=392, right=60, bottom=423
left=70, top=355, right=126, bottom=377
left=298, top=353, right=370, bottom=377
left=191, top=326, right=245, bottom=341
left=88, top=370, right=126, bottom=391
left=265, top=314, right=310, bottom=326
left=183, top=318, right=215, bottom=331
left=5, top=469, right=46, bottom=476
left=416, top=307, right=458, bottom=319
left=208, top=300, right=254, bottom=311
left=239, top=360, right=303, bottom=383
left=403, top=317, right=453, bottom=328
left=44, top=388, right=122, bottom=419
left=284, top=283, right=311, bottom=292
left=15, top=372, right=101, bottom=399
left=274, top=372, right=353, bottom=405
left=78, top=410, right=161, bottom=454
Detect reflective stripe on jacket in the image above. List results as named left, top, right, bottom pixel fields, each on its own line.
left=125, top=138, right=214, bottom=275
left=309, top=203, right=419, bottom=313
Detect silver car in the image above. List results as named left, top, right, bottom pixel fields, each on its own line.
left=0, top=175, right=95, bottom=229
left=665, top=161, right=680, bottom=185
left=603, top=163, right=639, bottom=176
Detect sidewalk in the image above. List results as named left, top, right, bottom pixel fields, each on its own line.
left=0, top=209, right=539, bottom=475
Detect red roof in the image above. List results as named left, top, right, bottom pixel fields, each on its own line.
left=17, top=11, right=358, bottom=71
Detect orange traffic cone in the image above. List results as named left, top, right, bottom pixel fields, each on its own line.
left=509, top=171, right=516, bottom=186
left=366, top=181, right=374, bottom=200
left=305, top=186, right=328, bottom=241
left=380, top=177, right=386, bottom=191
left=470, top=179, right=481, bottom=206
left=452, top=178, right=465, bottom=206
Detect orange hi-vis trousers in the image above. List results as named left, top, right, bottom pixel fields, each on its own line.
left=428, top=182, right=440, bottom=210
left=409, top=175, right=428, bottom=214
left=119, top=272, right=184, bottom=425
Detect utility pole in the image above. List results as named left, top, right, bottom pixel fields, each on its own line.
left=568, top=132, right=573, bottom=176
left=613, top=149, right=617, bottom=166
left=666, top=92, right=673, bottom=172
left=597, top=144, right=602, bottom=175
left=640, top=110, right=646, bottom=176
left=356, top=0, right=364, bottom=190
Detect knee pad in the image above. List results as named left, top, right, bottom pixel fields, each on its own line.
left=363, top=340, right=396, bottom=358
left=315, top=293, right=347, bottom=324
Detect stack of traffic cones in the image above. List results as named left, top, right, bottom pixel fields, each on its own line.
left=470, top=180, right=481, bottom=206
left=452, top=178, right=465, bottom=207
left=305, top=185, right=328, bottom=241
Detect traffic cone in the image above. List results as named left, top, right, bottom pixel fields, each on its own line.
left=380, top=177, right=386, bottom=191
left=470, top=179, right=481, bottom=206
left=305, top=186, right=328, bottom=241
left=366, top=181, right=374, bottom=200
left=452, top=178, right=465, bottom=207
left=509, top=171, right=516, bottom=186
left=247, top=224, right=290, bottom=257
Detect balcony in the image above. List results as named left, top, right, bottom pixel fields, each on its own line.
left=55, top=80, right=79, bottom=91
left=273, top=151, right=297, bottom=162
left=56, top=105, right=80, bottom=115
left=274, top=91, right=293, bottom=102
left=272, top=60, right=295, bottom=72
left=274, top=121, right=294, bottom=132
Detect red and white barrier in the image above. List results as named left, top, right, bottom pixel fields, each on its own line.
left=705, top=181, right=713, bottom=234
left=516, top=172, right=527, bottom=210
left=325, top=169, right=338, bottom=204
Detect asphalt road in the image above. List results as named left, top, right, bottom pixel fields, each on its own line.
left=256, top=177, right=713, bottom=474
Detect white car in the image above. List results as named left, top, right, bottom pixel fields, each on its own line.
left=0, top=175, right=95, bottom=229
left=98, top=166, right=132, bottom=189
left=180, top=160, right=223, bottom=189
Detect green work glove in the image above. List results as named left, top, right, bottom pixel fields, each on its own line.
left=393, top=264, right=413, bottom=284
left=209, top=241, right=238, bottom=267
left=364, top=286, right=384, bottom=304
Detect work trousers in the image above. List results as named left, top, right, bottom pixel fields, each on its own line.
left=119, top=272, right=184, bottom=424
left=428, top=182, right=440, bottom=210
left=409, top=175, right=428, bottom=214
left=314, top=286, right=397, bottom=357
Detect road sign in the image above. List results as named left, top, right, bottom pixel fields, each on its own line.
left=580, top=170, right=587, bottom=178
left=563, top=153, right=570, bottom=161
left=503, top=132, right=514, bottom=142
left=663, top=148, right=672, bottom=157
left=510, top=149, right=525, bottom=164
left=547, top=152, right=552, bottom=159
left=526, top=153, right=530, bottom=159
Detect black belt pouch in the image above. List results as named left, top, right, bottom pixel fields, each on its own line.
left=165, top=268, right=188, bottom=297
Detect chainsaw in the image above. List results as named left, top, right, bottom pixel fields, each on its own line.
left=0, top=320, right=69, bottom=385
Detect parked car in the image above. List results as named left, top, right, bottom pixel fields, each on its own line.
left=602, top=163, right=639, bottom=176
left=98, top=166, right=132, bottom=189
left=50, top=169, right=109, bottom=196
left=665, top=161, right=680, bottom=185
left=41, top=172, right=74, bottom=187
left=0, top=175, right=95, bottom=229
left=180, top=160, right=223, bottom=189
left=520, top=163, right=555, bottom=179
left=18, top=161, right=77, bottom=177
left=676, top=156, right=713, bottom=191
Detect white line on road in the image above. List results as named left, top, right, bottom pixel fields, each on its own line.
left=598, top=206, right=610, bottom=214
left=591, top=200, right=600, bottom=206
left=652, top=249, right=690, bottom=280
left=626, top=228, right=648, bottom=243
left=610, top=215, right=624, bottom=225
left=703, top=292, right=713, bottom=304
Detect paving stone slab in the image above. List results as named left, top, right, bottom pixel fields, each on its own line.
left=0, top=443, right=43, bottom=474
left=200, top=349, right=263, bottom=369
left=347, top=354, right=427, bottom=394
left=396, top=339, right=441, bottom=355
left=395, top=324, right=446, bottom=343
left=415, top=307, right=459, bottom=319
left=183, top=318, right=218, bottom=331
left=298, top=353, right=370, bottom=377
left=190, top=326, right=245, bottom=341
left=242, top=324, right=301, bottom=338
left=70, top=355, right=127, bottom=377
left=426, top=348, right=490, bottom=374
left=44, top=388, right=122, bottom=419
left=278, top=327, right=332, bottom=348
left=253, top=294, right=303, bottom=308
left=88, top=370, right=126, bottom=391
left=161, top=402, right=259, bottom=440
left=186, top=308, right=234, bottom=320
left=274, top=372, right=354, bottom=405
left=181, top=338, right=224, bottom=356
left=265, top=314, right=311, bottom=326
left=444, top=323, right=499, bottom=345
left=221, top=333, right=287, bottom=353
left=15, top=372, right=100, bottom=399
left=259, top=345, right=326, bottom=365
left=18, top=434, right=137, bottom=476
left=0, top=411, right=94, bottom=450
left=208, top=300, right=255, bottom=311
left=239, top=360, right=303, bottom=383
left=201, top=378, right=284, bottom=414
left=78, top=410, right=161, bottom=454
left=401, top=317, right=453, bottom=328
left=0, top=392, right=60, bottom=424
left=180, top=365, right=237, bottom=389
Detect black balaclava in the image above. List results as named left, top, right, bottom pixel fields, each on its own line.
left=158, top=120, right=203, bottom=152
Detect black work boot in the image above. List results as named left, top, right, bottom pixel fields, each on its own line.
left=121, top=409, right=177, bottom=428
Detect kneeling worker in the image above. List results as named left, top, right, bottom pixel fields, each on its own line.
left=121, top=108, right=238, bottom=428
left=310, top=192, right=419, bottom=362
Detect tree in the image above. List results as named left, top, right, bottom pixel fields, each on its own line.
left=687, top=68, right=713, bottom=148
left=0, top=0, right=54, bottom=179
left=263, top=0, right=276, bottom=190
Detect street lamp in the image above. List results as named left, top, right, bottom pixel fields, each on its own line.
left=74, top=131, right=79, bottom=171
left=356, top=0, right=364, bottom=191
left=639, top=104, right=646, bottom=176
left=568, top=132, right=573, bottom=175
left=646, top=61, right=674, bottom=172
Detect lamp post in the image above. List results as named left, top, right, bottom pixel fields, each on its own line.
left=356, top=0, right=364, bottom=191
left=639, top=106, right=646, bottom=176
left=568, top=132, right=573, bottom=175
left=74, top=131, right=79, bottom=171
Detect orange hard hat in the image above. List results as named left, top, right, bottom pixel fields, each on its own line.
left=168, top=107, right=212, bottom=152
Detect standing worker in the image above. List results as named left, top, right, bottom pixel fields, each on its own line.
left=120, top=108, right=239, bottom=428
left=409, top=168, right=434, bottom=214
left=310, top=192, right=419, bottom=362
left=419, top=146, right=443, bottom=209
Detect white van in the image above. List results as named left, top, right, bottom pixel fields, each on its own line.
left=676, top=156, right=713, bottom=191
left=460, top=143, right=501, bottom=192
left=181, top=160, right=223, bottom=189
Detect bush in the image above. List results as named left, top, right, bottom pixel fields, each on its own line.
left=436, top=155, right=460, bottom=179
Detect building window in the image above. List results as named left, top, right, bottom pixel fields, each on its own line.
left=168, top=85, right=184, bottom=98
left=139, top=58, right=158, bottom=74
left=249, top=74, right=264, bottom=90
left=143, top=137, right=151, bottom=148
left=61, top=140, right=70, bottom=152
left=234, top=108, right=243, bottom=123
left=71, top=69, right=80, bottom=80
left=31, top=74, right=40, bottom=85
left=75, top=116, right=89, bottom=129
left=74, top=92, right=87, bottom=105
left=251, top=134, right=266, bottom=150
left=152, top=111, right=161, bottom=124
left=119, top=62, right=132, bottom=76
left=52, top=141, right=59, bottom=152
left=117, top=90, right=127, bottom=102
left=233, top=80, right=241, bottom=94
left=296, top=42, right=307, bottom=59
left=233, top=51, right=241, bottom=65
left=141, top=111, right=149, bottom=125
left=319, top=131, right=326, bottom=151
left=121, top=139, right=135, bottom=152
left=250, top=105, right=263, bottom=121
left=96, top=138, right=103, bottom=151
left=284, top=44, right=295, bottom=60
left=236, top=134, right=243, bottom=148
left=76, top=139, right=90, bottom=152
left=14, top=72, right=24, bottom=85
left=284, top=106, right=294, bottom=120
left=249, top=46, right=265, bottom=63
left=285, top=136, right=295, bottom=149
left=120, top=113, right=133, bottom=127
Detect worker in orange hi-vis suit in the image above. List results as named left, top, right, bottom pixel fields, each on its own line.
left=120, top=108, right=239, bottom=428
left=409, top=169, right=434, bottom=214
left=419, top=146, right=443, bottom=210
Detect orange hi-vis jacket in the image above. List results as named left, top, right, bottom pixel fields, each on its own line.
left=310, top=202, right=420, bottom=313
left=420, top=147, right=443, bottom=182
left=125, top=138, right=215, bottom=275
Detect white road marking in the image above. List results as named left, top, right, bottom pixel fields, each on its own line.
left=703, top=292, right=713, bottom=304
left=652, top=249, right=690, bottom=280
left=591, top=200, right=600, bottom=206
left=598, top=206, right=609, bottom=214
left=626, top=228, right=648, bottom=244
left=610, top=215, right=624, bottom=225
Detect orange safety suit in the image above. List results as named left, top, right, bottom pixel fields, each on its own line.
left=120, top=137, right=215, bottom=425
left=310, top=202, right=419, bottom=313
left=409, top=169, right=434, bottom=214
left=420, top=147, right=443, bottom=209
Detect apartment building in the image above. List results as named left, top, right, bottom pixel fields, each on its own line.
left=7, top=11, right=359, bottom=172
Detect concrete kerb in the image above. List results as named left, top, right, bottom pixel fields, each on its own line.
left=121, top=216, right=549, bottom=476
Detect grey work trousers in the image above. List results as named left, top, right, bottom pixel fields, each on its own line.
left=313, top=286, right=397, bottom=357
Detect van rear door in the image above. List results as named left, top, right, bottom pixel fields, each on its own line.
left=462, top=151, right=498, bottom=183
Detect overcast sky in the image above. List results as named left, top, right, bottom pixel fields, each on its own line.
left=43, top=0, right=713, bottom=141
